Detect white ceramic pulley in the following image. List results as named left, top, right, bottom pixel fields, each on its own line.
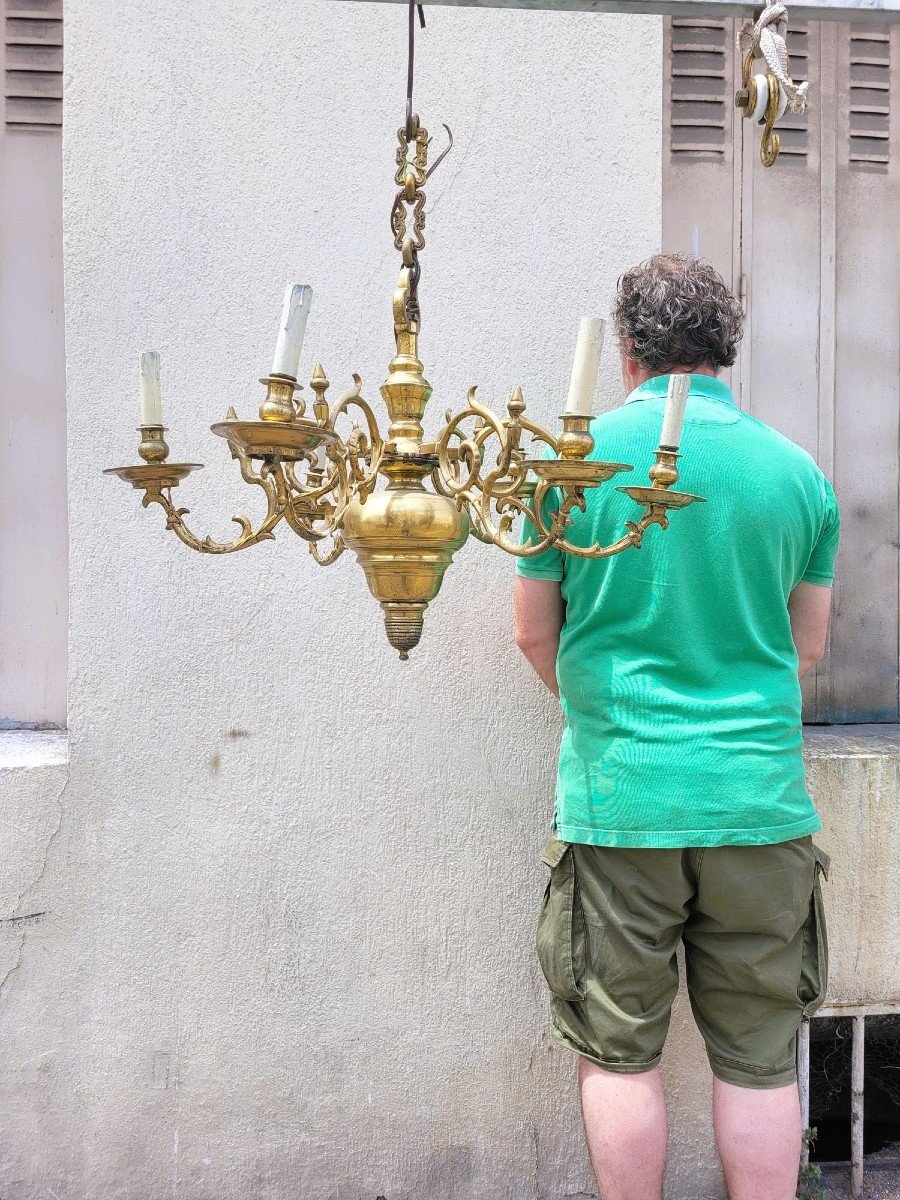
left=751, top=73, right=789, bottom=124
left=750, top=74, right=769, bottom=123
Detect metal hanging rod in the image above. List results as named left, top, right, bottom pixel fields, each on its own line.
left=334, top=0, right=900, bottom=25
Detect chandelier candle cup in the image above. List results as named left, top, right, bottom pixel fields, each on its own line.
left=564, top=317, right=605, bottom=416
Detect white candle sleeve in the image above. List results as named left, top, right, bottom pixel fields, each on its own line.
left=564, top=317, right=605, bottom=416
left=271, top=284, right=312, bottom=379
left=660, top=374, right=691, bottom=449
left=139, top=350, right=162, bottom=426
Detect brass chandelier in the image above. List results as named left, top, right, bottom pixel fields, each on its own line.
left=106, top=3, right=704, bottom=659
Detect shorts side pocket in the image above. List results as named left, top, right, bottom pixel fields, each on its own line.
left=798, top=843, right=830, bottom=1016
left=536, top=832, right=586, bottom=1002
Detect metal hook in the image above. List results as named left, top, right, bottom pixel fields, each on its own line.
left=760, top=72, right=781, bottom=167
left=424, top=123, right=453, bottom=181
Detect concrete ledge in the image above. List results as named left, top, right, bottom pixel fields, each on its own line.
left=803, top=725, right=900, bottom=1005
left=804, top=723, right=900, bottom=758
left=0, top=730, right=68, bottom=773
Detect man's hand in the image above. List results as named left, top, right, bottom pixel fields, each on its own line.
left=788, top=581, right=833, bottom=678
left=514, top=577, right=564, bottom=697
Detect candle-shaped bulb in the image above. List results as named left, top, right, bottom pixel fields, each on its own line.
left=271, top=284, right=312, bottom=380
left=660, top=374, right=691, bottom=450
left=139, top=350, right=162, bottom=426
left=565, top=317, right=605, bottom=416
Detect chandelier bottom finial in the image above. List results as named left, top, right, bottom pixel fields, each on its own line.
left=342, top=475, right=470, bottom=660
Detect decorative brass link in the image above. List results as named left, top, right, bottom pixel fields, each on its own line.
left=391, top=118, right=428, bottom=254
left=390, top=118, right=430, bottom=326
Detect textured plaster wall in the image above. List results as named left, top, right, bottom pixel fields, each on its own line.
left=0, top=1, right=728, bottom=1196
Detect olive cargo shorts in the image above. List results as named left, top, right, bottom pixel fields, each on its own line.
left=536, top=832, right=829, bottom=1088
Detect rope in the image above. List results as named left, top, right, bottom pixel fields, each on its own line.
left=738, top=3, right=809, bottom=114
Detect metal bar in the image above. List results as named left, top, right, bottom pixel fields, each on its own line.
left=337, top=0, right=900, bottom=26
left=851, top=1014, right=865, bottom=1200
left=818, top=1000, right=900, bottom=1017
left=798, top=1018, right=811, bottom=1170
left=820, top=1158, right=900, bottom=1168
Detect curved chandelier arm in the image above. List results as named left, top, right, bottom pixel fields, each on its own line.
left=329, top=374, right=384, bottom=499
left=475, top=476, right=676, bottom=560
left=279, top=481, right=347, bottom=566
left=153, top=446, right=288, bottom=555
left=282, top=451, right=350, bottom=524
left=434, top=386, right=692, bottom=559
left=274, top=373, right=384, bottom=564
left=280, top=455, right=349, bottom=566
left=473, top=479, right=577, bottom=555
left=435, top=386, right=557, bottom=499
left=308, top=534, right=346, bottom=566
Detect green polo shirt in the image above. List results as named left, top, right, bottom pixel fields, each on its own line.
left=517, top=374, right=840, bottom=848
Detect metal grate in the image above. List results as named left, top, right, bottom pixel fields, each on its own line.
left=5, top=0, right=62, bottom=130
left=799, top=1002, right=900, bottom=1200
left=668, top=19, right=729, bottom=158
left=848, top=26, right=891, bottom=171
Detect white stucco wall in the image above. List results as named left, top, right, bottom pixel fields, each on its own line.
left=0, top=1, right=720, bottom=1196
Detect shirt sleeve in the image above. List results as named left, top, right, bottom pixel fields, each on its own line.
left=801, top=475, right=841, bottom=586
left=515, top=485, right=565, bottom=582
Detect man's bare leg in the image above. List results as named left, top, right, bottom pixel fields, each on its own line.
left=578, top=1057, right=668, bottom=1200
left=713, top=1077, right=802, bottom=1200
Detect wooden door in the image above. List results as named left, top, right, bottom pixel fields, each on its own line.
left=663, top=18, right=900, bottom=722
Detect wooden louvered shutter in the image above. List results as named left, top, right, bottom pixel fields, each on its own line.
left=663, top=18, right=741, bottom=375
left=738, top=22, right=823, bottom=457
left=668, top=18, right=730, bottom=158
left=663, top=20, right=900, bottom=723
left=848, top=25, right=891, bottom=170
left=827, top=23, right=900, bottom=720
left=5, top=0, right=62, bottom=130
left=777, top=25, right=810, bottom=159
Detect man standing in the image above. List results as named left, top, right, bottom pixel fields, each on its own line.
left=515, top=255, right=840, bottom=1200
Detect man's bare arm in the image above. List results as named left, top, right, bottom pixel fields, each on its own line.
left=514, top=577, right=564, bottom=697
left=788, top=581, right=833, bottom=678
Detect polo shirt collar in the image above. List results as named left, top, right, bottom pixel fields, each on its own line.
left=626, top=373, right=736, bottom=408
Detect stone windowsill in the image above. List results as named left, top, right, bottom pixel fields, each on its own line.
left=0, top=725, right=894, bottom=774
left=803, top=723, right=900, bottom=758
left=0, top=729, right=69, bottom=773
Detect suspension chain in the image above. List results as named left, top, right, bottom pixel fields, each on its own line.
left=390, top=117, right=430, bottom=327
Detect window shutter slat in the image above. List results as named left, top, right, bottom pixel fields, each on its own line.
left=773, top=25, right=810, bottom=163
left=5, top=3, right=63, bottom=130
left=850, top=28, right=891, bottom=170
left=668, top=19, right=729, bottom=159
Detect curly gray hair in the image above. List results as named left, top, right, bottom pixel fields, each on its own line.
left=613, top=254, right=743, bottom=373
